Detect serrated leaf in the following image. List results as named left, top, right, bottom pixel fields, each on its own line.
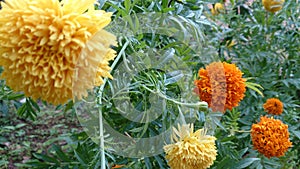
left=245, top=81, right=264, bottom=97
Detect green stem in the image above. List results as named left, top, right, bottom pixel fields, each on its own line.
left=98, top=98, right=105, bottom=169
left=141, top=85, right=208, bottom=108
left=265, top=12, right=269, bottom=32
left=98, top=40, right=129, bottom=169
left=233, top=130, right=251, bottom=133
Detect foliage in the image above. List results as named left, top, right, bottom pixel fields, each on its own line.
left=0, top=0, right=299, bottom=168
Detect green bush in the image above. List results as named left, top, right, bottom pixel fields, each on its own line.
left=0, top=0, right=299, bottom=168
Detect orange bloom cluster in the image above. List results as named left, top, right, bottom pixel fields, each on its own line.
left=194, top=62, right=246, bottom=112
left=263, top=98, right=283, bottom=115
left=251, top=116, right=292, bottom=158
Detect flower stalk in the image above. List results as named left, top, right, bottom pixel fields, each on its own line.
left=97, top=40, right=129, bottom=169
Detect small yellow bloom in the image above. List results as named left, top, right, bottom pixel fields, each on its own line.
left=0, top=0, right=117, bottom=105
left=262, top=0, right=284, bottom=13
left=211, top=3, right=225, bottom=15
left=164, top=124, right=217, bottom=169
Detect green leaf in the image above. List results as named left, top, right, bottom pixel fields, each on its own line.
left=124, top=0, right=131, bottom=13
left=144, top=157, right=152, bottom=169
left=74, top=145, right=89, bottom=166
left=235, top=158, right=260, bottom=169
left=165, top=70, right=184, bottom=85
left=154, top=155, right=165, bottom=168
left=0, top=136, right=8, bottom=144
left=0, top=102, right=9, bottom=115
left=216, top=156, right=237, bottom=169
left=129, top=126, right=144, bottom=133
left=24, top=159, right=51, bottom=168
left=238, top=148, right=249, bottom=158
left=245, top=81, right=264, bottom=97
left=64, top=100, right=74, bottom=113
left=3, top=126, right=15, bottom=130
left=15, top=123, right=27, bottom=129
left=51, top=144, right=71, bottom=162
left=291, top=130, right=300, bottom=140
left=33, top=153, right=60, bottom=164
left=28, top=97, right=40, bottom=112
left=6, top=93, right=24, bottom=100
left=0, top=160, right=8, bottom=167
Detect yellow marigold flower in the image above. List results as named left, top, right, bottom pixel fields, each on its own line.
left=262, top=0, right=284, bottom=13
left=194, top=62, right=246, bottom=112
left=211, top=3, right=225, bottom=15
left=164, top=124, right=217, bottom=169
left=251, top=116, right=292, bottom=158
left=0, top=0, right=117, bottom=105
left=263, top=98, right=283, bottom=115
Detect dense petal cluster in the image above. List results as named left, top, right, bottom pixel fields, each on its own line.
left=251, top=116, right=292, bottom=158
left=194, top=62, right=246, bottom=112
left=262, top=0, right=285, bottom=13
left=164, top=124, right=217, bottom=169
left=263, top=98, right=283, bottom=115
left=0, top=0, right=117, bottom=105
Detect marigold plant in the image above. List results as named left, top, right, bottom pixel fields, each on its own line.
left=194, top=62, right=246, bottom=112
left=263, top=98, right=284, bottom=115
left=163, top=124, right=217, bottom=169
left=251, top=116, right=292, bottom=158
left=0, top=0, right=117, bottom=105
left=262, top=0, right=285, bottom=13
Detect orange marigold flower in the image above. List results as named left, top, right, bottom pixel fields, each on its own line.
left=194, top=62, right=246, bottom=112
left=0, top=0, right=117, bottom=105
left=251, top=116, right=292, bottom=158
left=263, top=98, right=283, bottom=115
left=164, top=124, right=217, bottom=169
